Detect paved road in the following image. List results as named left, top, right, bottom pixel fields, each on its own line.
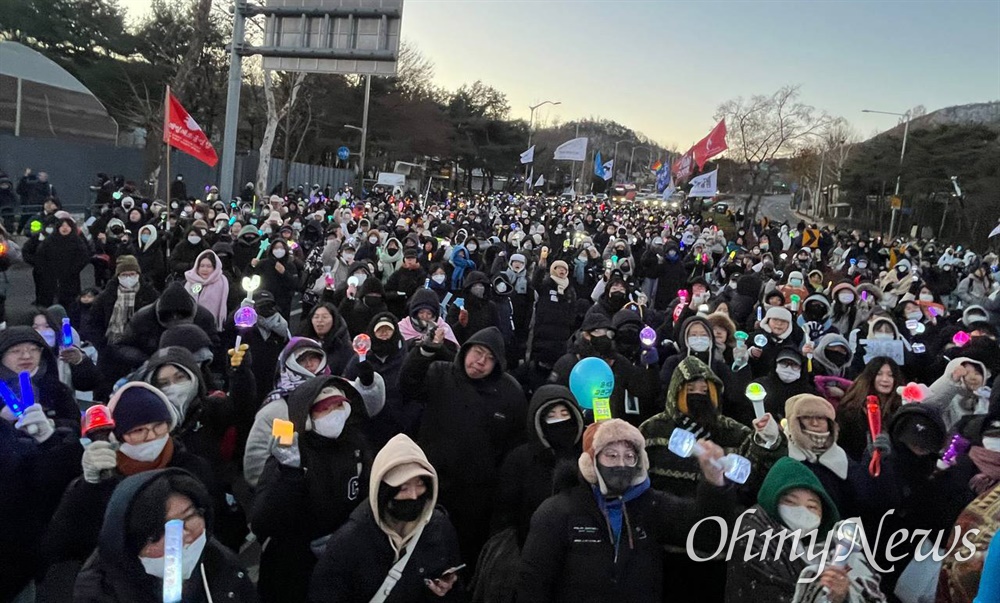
left=4, top=256, right=96, bottom=318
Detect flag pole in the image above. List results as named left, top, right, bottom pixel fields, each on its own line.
left=163, top=85, right=171, bottom=201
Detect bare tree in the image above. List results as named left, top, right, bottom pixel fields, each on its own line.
left=257, top=70, right=308, bottom=195
left=715, top=85, right=834, bottom=225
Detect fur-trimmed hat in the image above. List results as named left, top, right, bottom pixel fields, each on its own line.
left=578, top=419, right=649, bottom=495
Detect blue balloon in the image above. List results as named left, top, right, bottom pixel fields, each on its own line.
left=569, top=357, right=615, bottom=410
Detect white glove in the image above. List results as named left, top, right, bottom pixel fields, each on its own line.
left=16, top=405, right=55, bottom=443
left=269, top=434, right=301, bottom=468
left=82, top=441, right=118, bottom=483
left=754, top=412, right=781, bottom=448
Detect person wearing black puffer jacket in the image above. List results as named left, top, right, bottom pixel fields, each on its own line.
left=527, top=268, right=578, bottom=370
left=343, top=312, right=413, bottom=449
left=0, top=328, right=84, bottom=601
left=399, top=326, right=527, bottom=570
left=33, top=217, right=91, bottom=307
left=40, top=383, right=220, bottom=598
left=338, top=276, right=388, bottom=338
left=308, top=434, right=465, bottom=603
left=110, top=281, right=221, bottom=373
left=73, top=468, right=257, bottom=603
left=168, top=223, right=210, bottom=277
left=652, top=242, right=689, bottom=312
left=298, top=302, right=354, bottom=376
left=446, top=270, right=501, bottom=345
left=250, top=374, right=374, bottom=603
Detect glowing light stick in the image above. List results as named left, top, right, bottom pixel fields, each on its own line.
left=753, top=333, right=768, bottom=348
left=233, top=305, right=258, bottom=350
left=81, top=405, right=115, bottom=440
left=61, top=317, right=73, bottom=348
left=272, top=418, right=295, bottom=446
left=937, top=434, right=970, bottom=470
left=241, top=275, right=261, bottom=302
left=790, top=294, right=801, bottom=312
left=829, top=520, right=860, bottom=569
left=673, top=290, right=688, bottom=322
left=352, top=334, right=371, bottom=362
left=639, top=326, right=657, bottom=348
left=756, top=306, right=763, bottom=322
left=952, top=331, right=971, bottom=347
left=745, top=383, right=767, bottom=420
left=668, top=428, right=751, bottom=484
left=861, top=290, right=868, bottom=302
left=866, top=396, right=882, bottom=477
left=0, top=371, right=34, bottom=419
left=162, top=519, right=183, bottom=603
left=255, top=237, right=272, bottom=260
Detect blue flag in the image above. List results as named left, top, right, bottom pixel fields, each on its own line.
left=594, top=151, right=603, bottom=178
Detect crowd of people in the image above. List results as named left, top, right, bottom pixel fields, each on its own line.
left=1, top=176, right=999, bottom=603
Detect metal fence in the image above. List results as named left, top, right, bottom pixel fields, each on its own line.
left=0, top=134, right=354, bottom=210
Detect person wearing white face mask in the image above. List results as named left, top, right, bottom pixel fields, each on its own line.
left=73, top=468, right=256, bottom=602
left=726, top=457, right=886, bottom=603
left=168, top=225, right=209, bottom=278
left=42, top=382, right=220, bottom=585
left=251, top=375, right=374, bottom=603
left=743, top=347, right=818, bottom=424
left=251, top=239, right=299, bottom=318
left=88, top=255, right=159, bottom=349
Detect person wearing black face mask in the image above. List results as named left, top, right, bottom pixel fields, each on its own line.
left=311, top=434, right=464, bottom=602
left=516, top=418, right=733, bottom=603
left=550, top=314, right=660, bottom=427
left=446, top=270, right=501, bottom=345
left=337, top=276, right=387, bottom=338
left=491, top=385, right=585, bottom=585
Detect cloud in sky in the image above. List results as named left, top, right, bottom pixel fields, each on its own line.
left=119, top=0, right=999, bottom=147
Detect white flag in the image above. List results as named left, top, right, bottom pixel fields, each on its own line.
left=534, top=174, right=545, bottom=187
left=688, top=169, right=718, bottom=198
left=602, top=160, right=614, bottom=181
left=990, top=222, right=1000, bottom=238
left=553, top=137, right=588, bottom=161
left=520, top=145, right=535, bottom=164
left=661, top=175, right=676, bottom=201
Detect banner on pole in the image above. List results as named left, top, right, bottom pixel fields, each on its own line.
left=691, top=119, right=728, bottom=168
left=520, top=145, right=535, bottom=164
left=163, top=89, right=218, bottom=167
left=554, top=137, right=588, bottom=161
left=688, top=169, right=718, bottom=198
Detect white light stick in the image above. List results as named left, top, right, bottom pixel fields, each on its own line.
left=163, top=519, right=184, bottom=603
left=668, top=428, right=752, bottom=484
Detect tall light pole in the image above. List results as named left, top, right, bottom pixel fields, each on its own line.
left=524, top=100, right=560, bottom=193
left=862, top=108, right=911, bottom=238
left=612, top=139, right=629, bottom=183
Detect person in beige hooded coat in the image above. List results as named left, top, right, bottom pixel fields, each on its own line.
left=308, top=434, right=465, bottom=602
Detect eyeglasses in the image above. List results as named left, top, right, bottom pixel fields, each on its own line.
left=598, top=448, right=639, bottom=467
left=146, top=507, right=206, bottom=545
left=467, top=346, right=495, bottom=364
left=123, top=422, right=170, bottom=444
left=6, top=344, right=42, bottom=357
left=588, top=328, right=615, bottom=339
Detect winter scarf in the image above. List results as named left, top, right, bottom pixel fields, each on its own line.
left=183, top=250, right=229, bottom=330
left=106, top=281, right=140, bottom=344
left=116, top=437, right=175, bottom=476
left=592, top=478, right=651, bottom=558
left=550, top=261, right=570, bottom=294
left=969, top=446, right=1000, bottom=495
left=450, top=246, right=476, bottom=290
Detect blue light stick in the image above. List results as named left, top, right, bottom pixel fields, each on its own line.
left=19, top=371, right=33, bottom=409
left=163, top=519, right=184, bottom=602
left=61, top=317, right=73, bottom=348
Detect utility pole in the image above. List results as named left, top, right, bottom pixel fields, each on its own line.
left=862, top=108, right=911, bottom=238
left=525, top=99, right=560, bottom=194
left=219, top=1, right=246, bottom=203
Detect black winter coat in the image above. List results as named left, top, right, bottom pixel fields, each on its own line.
left=517, top=481, right=734, bottom=603
left=169, top=237, right=209, bottom=276
left=308, top=504, right=465, bottom=603
left=250, top=376, right=373, bottom=603
left=84, top=282, right=159, bottom=350
left=254, top=255, right=300, bottom=317
left=0, top=423, right=83, bottom=601
left=528, top=277, right=578, bottom=368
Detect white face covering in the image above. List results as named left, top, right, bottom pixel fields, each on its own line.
left=431, top=274, right=446, bottom=284
left=778, top=503, right=821, bottom=532
left=119, top=435, right=169, bottom=462
left=38, top=328, right=57, bottom=348
left=918, top=293, right=934, bottom=302
left=982, top=437, right=1000, bottom=452
left=905, top=311, right=922, bottom=321
left=160, top=380, right=198, bottom=424
left=139, top=530, right=207, bottom=580
left=776, top=365, right=801, bottom=383
left=312, top=402, right=351, bottom=439
left=273, top=248, right=286, bottom=259
left=837, top=293, right=855, bottom=304
left=119, top=275, right=140, bottom=289
left=187, top=235, right=201, bottom=245
left=687, top=336, right=711, bottom=353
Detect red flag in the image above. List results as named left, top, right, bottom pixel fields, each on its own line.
left=163, top=87, right=218, bottom=167
left=691, top=119, right=728, bottom=168
left=672, top=151, right=695, bottom=183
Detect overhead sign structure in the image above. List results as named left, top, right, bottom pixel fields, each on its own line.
left=257, top=0, right=403, bottom=76
left=219, top=0, right=405, bottom=202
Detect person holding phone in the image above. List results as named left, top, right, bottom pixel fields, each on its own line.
left=309, top=434, right=464, bottom=602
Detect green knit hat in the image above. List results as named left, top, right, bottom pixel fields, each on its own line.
left=757, top=457, right=840, bottom=536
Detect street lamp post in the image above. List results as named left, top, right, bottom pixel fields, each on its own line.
left=344, top=123, right=365, bottom=193
left=612, top=139, right=629, bottom=183
left=862, top=108, right=911, bottom=238
left=525, top=100, right=560, bottom=193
